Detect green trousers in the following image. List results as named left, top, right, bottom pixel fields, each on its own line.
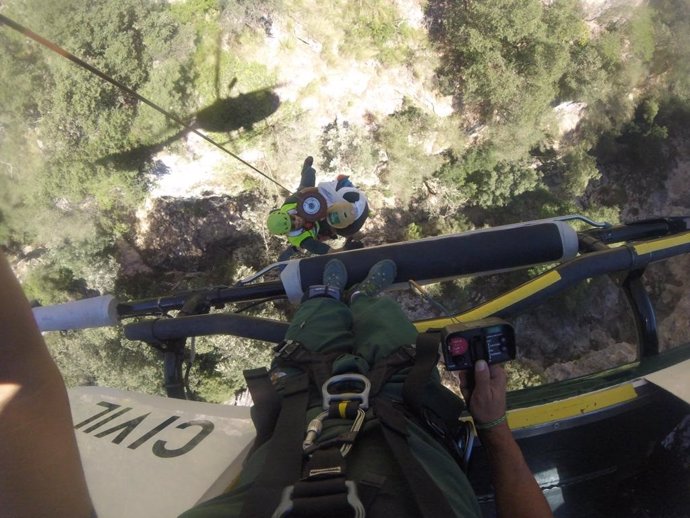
left=284, top=295, right=418, bottom=366
left=180, top=296, right=481, bottom=518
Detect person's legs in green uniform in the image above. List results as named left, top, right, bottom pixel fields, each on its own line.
left=283, top=258, right=354, bottom=354
left=348, top=263, right=480, bottom=518
left=350, top=295, right=417, bottom=365
left=178, top=265, right=355, bottom=518
left=179, top=259, right=480, bottom=518
left=284, top=297, right=354, bottom=354
left=344, top=258, right=417, bottom=364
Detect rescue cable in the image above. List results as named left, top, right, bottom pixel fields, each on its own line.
left=0, top=13, right=291, bottom=195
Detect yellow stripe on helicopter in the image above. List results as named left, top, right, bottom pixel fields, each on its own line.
left=415, top=270, right=562, bottom=332
left=504, top=383, right=638, bottom=430
left=634, top=232, right=690, bottom=255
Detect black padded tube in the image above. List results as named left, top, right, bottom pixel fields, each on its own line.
left=124, top=313, right=289, bottom=343
left=297, top=222, right=572, bottom=291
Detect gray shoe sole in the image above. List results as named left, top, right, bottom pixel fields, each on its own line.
left=357, top=259, right=397, bottom=297
left=323, top=259, right=348, bottom=290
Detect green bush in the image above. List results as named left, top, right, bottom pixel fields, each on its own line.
left=505, top=361, right=545, bottom=390
left=188, top=334, right=274, bottom=402
left=375, top=101, right=456, bottom=201
left=431, top=0, right=585, bottom=123
left=436, top=147, right=542, bottom=209
left=485, top=189, right=578, bottom=227
left=540, top=147, right=601, bottom=197
left=47, top=327, right=164, bottom=394
left=341, top=1, right=418, bottom=64
left=594, top=97, right=672, bottom=195
left=22, top=263, right=84, bottom=305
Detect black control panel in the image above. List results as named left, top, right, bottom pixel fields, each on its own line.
left=440, top=317, right=516, bottom=371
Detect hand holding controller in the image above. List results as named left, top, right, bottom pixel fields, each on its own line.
left=440, top=317, right=516, bottom=371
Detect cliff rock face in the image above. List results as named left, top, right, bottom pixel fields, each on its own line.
left=624, top=139, right=690, bottom=351
left=543, top=341, right=636, bottom=381
left=132, top=193, right=272, bottom=280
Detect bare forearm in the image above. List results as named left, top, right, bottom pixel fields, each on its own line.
left=480, top=423, right=553, bottom=518
left=0, top=254, right=59, bottom=381
left=1, top=385, right=94, bottom=517
left=0, top=252, right=93, bottom=517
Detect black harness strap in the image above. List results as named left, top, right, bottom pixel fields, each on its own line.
left=275, top=340, right=347, bottom=388
left=403, top=332, right=440, bottom=416
left=244, top=367, right=281, bottom=452
left=289, top=449, right=355, bottom=518
left=357, top=473, right=386, bottom=510
left=243, top=341, right=348, bottom=453
left=240, top=373, right=310, bottom=518
left=241, top=338, right=465, bottom=517
left=375, top=398, right=458, bottom=518
left=366, top=345, right=416, bottom=396
left=403, top=332, right=468, bottom=466
left=289, top=481, right=355, bottom=518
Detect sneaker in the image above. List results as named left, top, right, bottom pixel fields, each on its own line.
left=351, top=259, right=397, bottom=301
left=323, top=259, right=348, bottom=291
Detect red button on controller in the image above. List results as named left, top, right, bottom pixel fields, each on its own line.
left=448, top=336, right=469, bottom=356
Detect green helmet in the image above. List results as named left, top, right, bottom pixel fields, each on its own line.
left=267, top=211, right=291, bottom=235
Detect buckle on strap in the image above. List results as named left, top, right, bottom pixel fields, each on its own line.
left=302, top=409, right=366, bottom=457
left=322, top=373, right=371, bottom=410
left=304, top=284, right=342, bottom=301
left=301, top=374, right=370, bottom=456
left=273, top=339, right=302, bottom=357
left=272, top=480, right=365, bottom=518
